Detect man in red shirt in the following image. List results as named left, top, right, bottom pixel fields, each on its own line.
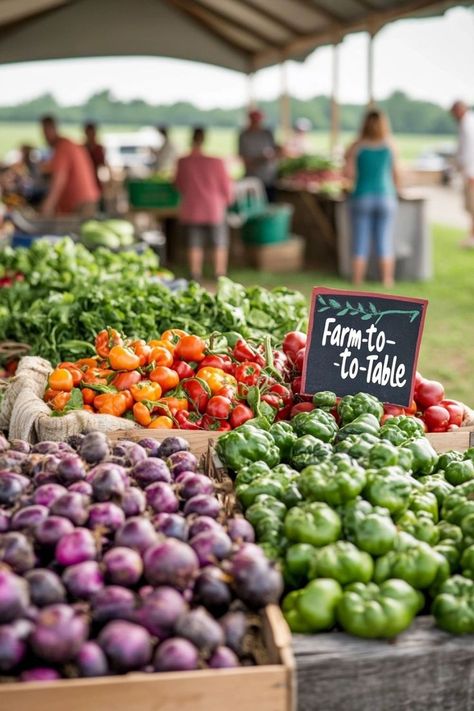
left=40, top=115, right=100, bottom=217
left=175, top=127, right=232, bottom=281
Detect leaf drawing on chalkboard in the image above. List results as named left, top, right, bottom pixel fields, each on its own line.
left=318, top=295, right=327, bottom=306
left=319, top=298, right=421, bottom=324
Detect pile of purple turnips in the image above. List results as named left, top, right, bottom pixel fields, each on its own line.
left=0, top=432, right=283, bottom=681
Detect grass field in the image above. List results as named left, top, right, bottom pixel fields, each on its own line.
left=227, top=224, right=474, bottom=405
left=0, top=122, right=454, bottom=164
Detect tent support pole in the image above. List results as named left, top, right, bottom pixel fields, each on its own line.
left=247, top=72, right=256, bottom=110
left=367, top=29, right=376, bottom=106
left=279, top=61, right=291, bottom=140
left=330, top=43, right=340, bottom=155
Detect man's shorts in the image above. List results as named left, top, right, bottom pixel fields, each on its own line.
left=182, top=223, right=229, bottom=249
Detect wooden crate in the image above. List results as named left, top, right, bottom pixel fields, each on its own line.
left=245, top=235, right=305, bottom=273
left=0, top=606, right=294, bottom=711
left=108, top=429, right=220, bottom=457
left=427, top=426, right=474, bottom=453
left=293, top=617, right=474, bottom=711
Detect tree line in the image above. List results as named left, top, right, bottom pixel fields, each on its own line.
left=0, top=90, right=456, bottom=134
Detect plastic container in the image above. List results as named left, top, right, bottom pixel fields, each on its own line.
left=241, top=204, right=293, bottom=245
left=127, top=180, right=181, bottom=209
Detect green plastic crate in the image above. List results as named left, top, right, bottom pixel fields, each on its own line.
left=127, top=180, right=181, bottom=209
left=241, top=204, right=293, bottom=245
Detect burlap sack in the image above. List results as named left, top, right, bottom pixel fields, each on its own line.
left=0, top=356, right=138, bottom=443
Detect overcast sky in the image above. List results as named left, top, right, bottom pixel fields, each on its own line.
left=0, top=6, right=472, bottom=109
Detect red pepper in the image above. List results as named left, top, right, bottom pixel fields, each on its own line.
left=175, top=410, right=202, bottom=430
left=234, top=361, right=262, bottom=386
left=181, top=378, right=210, bottom=413
left=172, top=360, right=195, bottom=380
left=200, top=354, right=226, bottom=370
left=262, top=393, right=283, bottom=411
left=233, top=339, right=265, bottom=367
left=290, top=402, right=315, bottom=417
left=201, top=414, right=232, bottom=431
left=269, top=383, right=293, bottom=407
left=230, top=403, right=254, bottom=428
left=291, top=376, right=313, bottom=403
left=272, top=349, right=290, bottom=377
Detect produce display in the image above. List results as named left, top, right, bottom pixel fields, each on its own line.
left=215, top=395, right=474, bottom=638
left=277, top=155, right=343, bottom=196
left=0, top=431, right=282, bottom=681
left=80, top=219, right=136, bottom=250
left=0, top=239, right=307, bottom=363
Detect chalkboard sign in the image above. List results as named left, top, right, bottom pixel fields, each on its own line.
left=301, top=288, right=428, bottom=406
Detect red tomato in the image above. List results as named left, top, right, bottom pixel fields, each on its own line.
left=423, top=405, right=450, bottom=432
left=270, top=383, right=292, bottom=406
left=200, top=355, right=225, bottom=370
left=175, top=335, right=206, bottom=363
left=262, top=393, right=282, bottom=411
left=441, top=400, right=464, bottom=427
left=206, top=395, right=232, bottom=420
left=383, top=404, right=405, bottom=417
left=294, top=348, right=306, bottom=374
left=201, top=414, right=232, bottom=431
left=415, top=380, right=445, bottom=410
left=230, top=403, right=254, bottom=429
left=282, top=331, right=307, bottom=358
left=414, top=371, right=424, bottom=391
left=182, top=378, right=210, bottom=413
left=215, top=385, right=237, bottom=400
left=172, top=360, right=195, bottom=380
left=291, top=376, right=313, bottom=403
left=290, top=402, right=315, bottom=417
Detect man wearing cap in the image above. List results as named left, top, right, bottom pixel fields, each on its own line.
left=238, top=109, right=278, bottom=201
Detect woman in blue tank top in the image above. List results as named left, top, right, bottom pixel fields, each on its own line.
left=344, top=110, right=400, bottom=287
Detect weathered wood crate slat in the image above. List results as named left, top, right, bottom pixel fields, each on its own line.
left=294, top=617, right=474, bottom=711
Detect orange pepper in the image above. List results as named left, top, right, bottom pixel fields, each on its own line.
left=82, top=387, right=96, bottom=405
left=147, top=339, right=175, bottom=354
left=44, top=387, right=59, bottom=402
left=83, top=405, right=95, bottom=413
left=160, top=329, right=187, bottom=347
left=154, top=397, right=188, bottom=416
left=50, top=391, right=71, bottom=411
left=130, top=381, right=162, bottom=402
left=58, top=362, right=83, bottom=387
left=108, top=346, right=141, bottom=372
left=148, top=416, right=174, bottom=429
left=148, top=346, right=174, bottom=368
left=133, top=401, right=152, bottom=427
left=149, top=366, right=179, bottom=393
left=174, top=335, right=206, bottom=363
left=122, top=389, right=134, bottom=411
left=48, top=368, right=74, bottom=392
left=129, top=339, right=152, bottom=367
left=82, top=367, right=111, bottom=386
left=75, top=357, right=99, bottom=371
left=95, top=328, right=123, bottom=358
left=93, top=392, right=129, bottom=417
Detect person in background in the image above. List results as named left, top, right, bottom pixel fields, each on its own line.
left=344, top=109, right=400, bottom=288
left=175, top=127, right=232, bottom=281
left=153, top=126, right=178, bottom=173
left=83, top=122, right=107, bottom=193
left=40, top=115, right=100, bottom=217
left=450, top=100, right=474, bottom=248
left=285, top=118, right=312, bottom=158
left=238, top=109, right=278, bottom=201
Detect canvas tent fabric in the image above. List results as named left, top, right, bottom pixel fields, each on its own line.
left=0, top=0, right=466, bottom=72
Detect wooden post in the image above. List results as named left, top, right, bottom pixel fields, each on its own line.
left=367, top=30, right=376, bottom=107
left=279, top=61, right=291, bottom=141
left=330, top=43, right=340, bottom=155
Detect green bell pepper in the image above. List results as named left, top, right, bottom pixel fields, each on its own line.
left=311, top=541, right=374, bottom=585
left=437, top=521, right=463, bottom=547
left=337, top=392, right=383, bottom=425
left=464, top=448, right=474, bottom=464
left=312, top=391, right=337, bottom=411
left=284, top=502, right=341, bottom=547
left=434, top=541, right=461, bottom=574
left=246, top=495, right=287, bottom=525
left=283, top=578, right=343, bottom=633
left=236, top=476, right=285, bottom=509
left=442, top=481, right=474, bottom=525
left=343, top=498, right=397, bottom=556
left=298, top=454, right=366, bottom=506
left=378, top=423, right=409, bottom=446
left=461, top=545, right=474, bottom=579
left=367, top=441, right=400, bottom=468
left=284, top=543, right=318, bottom=588
left=418, top=473, right=454, bottom=507
left=253, top=514, right=284, bottom=547
left=364, top=466, right=414, bottom=515
left=409, top=490, right=439, bottom=522
left=432, top=575, right=474, bottom=634
left=384, top=415, right=425, bottom=440
left=336, top=579, right=421, bottom=638
left=216, top=428, right=280, bottom=471
left=235, top=461, right=272, bottom=487
left=445, top=458, right=474, bottom=486
left=435, top=450, right=464, bottom=473
left=270, top=463, right=298, bottom=484
left=374, top=531, right=449, bottom=589
left=334, top=432, right=379, bottom=461
left=290, top=435, right=333, bottom=470
left=396, top=510, right=440, bottom=546
left=403, top=438, right=438, bottom=476
left=270, top=422, right=297, bottom=460
left=291, top=410, right=338, bottom=444
left=337, top=413, right=381, bottom=441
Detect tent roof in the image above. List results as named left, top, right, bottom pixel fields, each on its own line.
left=0, top=0, right=466, bottom=72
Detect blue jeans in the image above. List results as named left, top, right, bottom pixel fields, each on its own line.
left=350, top=195, right=397, bottom=259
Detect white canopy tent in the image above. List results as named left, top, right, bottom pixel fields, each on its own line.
left=0, top=0, right=467, bottom=143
